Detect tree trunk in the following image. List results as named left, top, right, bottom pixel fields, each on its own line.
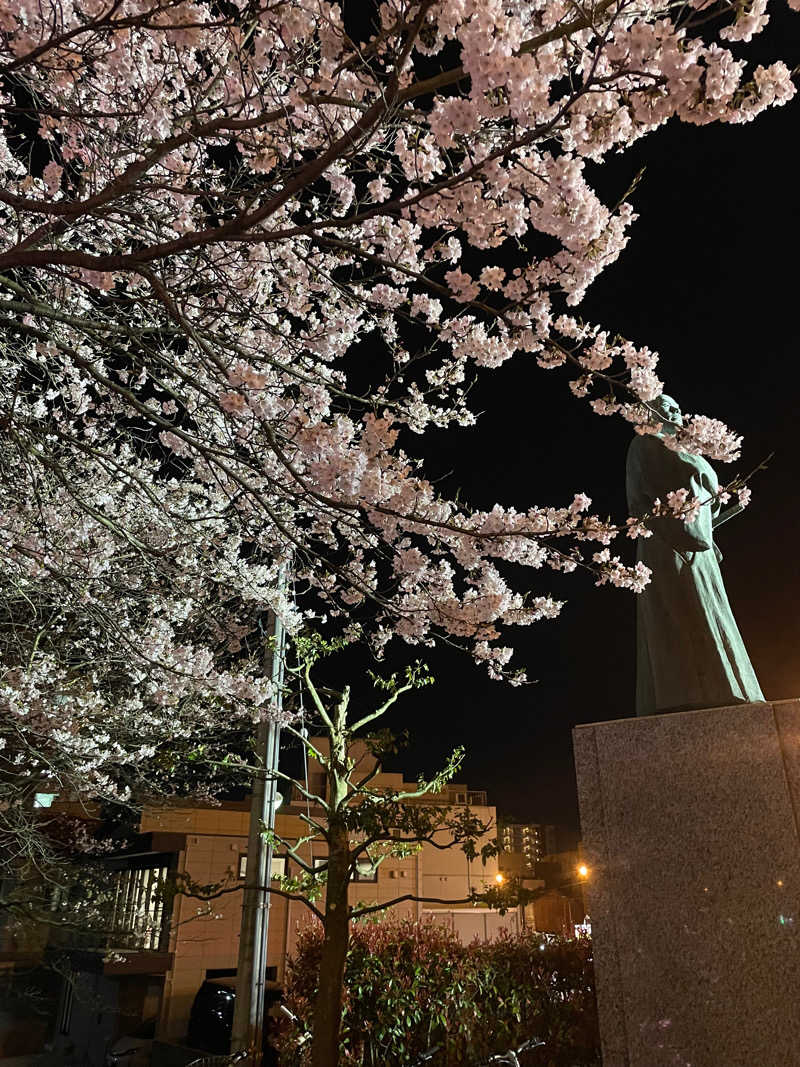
left=311, top=819, right=350, bottom=1067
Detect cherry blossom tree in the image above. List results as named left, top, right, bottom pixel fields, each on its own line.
left=0, top=439, right=283, bottom=888
left=2, top=0, right=793, bottom=695
left=1, top=2, right=795, bottom=1054
left=1, top=0, right=793, bottom=973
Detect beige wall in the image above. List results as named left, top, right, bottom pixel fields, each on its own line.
left=423, top=908, right=520, bottom=944
left=141, top=774, right=501, bottom=1042
left=141, top=806, right=246, bottom=1040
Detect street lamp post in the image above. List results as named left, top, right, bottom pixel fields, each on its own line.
left=231, top=596, right=287, bottom=1063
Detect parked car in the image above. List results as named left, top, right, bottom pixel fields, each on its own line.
left=187, top=979, right=236, bottom=1054
left=187, top=977, right=282, bottom=1063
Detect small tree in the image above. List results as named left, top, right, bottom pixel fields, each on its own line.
left=259, top=635, right=531, bottom=1067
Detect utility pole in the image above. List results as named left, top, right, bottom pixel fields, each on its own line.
left=231, top=584, right=287, bottom=1063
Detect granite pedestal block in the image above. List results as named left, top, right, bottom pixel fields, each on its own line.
left=573, top=700, right=800, bottom=1067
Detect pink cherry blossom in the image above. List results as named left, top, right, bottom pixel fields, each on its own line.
left=0, top=0, right=791, bottom=713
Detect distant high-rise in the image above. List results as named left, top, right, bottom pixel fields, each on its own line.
left=500, top=821, right=558, bottom=868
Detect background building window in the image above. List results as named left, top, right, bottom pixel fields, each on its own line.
left=310, top=855, right=377, bottom=882
left=352, top=857, right=378, bottom=883
left=238, top=854, right=287, bottom=880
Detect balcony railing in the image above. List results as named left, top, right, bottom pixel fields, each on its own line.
left=106, top=859, right=171, bottom=951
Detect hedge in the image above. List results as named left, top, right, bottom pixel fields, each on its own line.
left=271, top=916, right=600, bottom=1066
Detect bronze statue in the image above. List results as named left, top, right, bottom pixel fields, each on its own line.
left=626, top=395, right=763, bottom=716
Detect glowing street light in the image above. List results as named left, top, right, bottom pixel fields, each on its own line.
left=577, top=863, right=589, bottom=879
left=495, top=873, right=504, bottom=884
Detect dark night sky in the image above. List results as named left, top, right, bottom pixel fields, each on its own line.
left=314, top=11, right=800, bottom=841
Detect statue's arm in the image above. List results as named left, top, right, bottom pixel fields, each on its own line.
left=627, top=441, right=714, bottom=554
left=678, top=468, right=717, bottom=551
left=656, top=509, right=714, bottom=555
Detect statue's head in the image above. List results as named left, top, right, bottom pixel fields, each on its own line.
left=650, top=394, right=683, bottom=436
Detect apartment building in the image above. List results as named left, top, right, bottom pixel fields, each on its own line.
left=499, top=821, right=558, bottom=869
left=143, top=740, right=506, bottom=1046
left=4, top=742, right=516, bottom=1063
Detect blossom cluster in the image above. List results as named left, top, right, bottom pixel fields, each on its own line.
left=0, top=0, right=791, bottom=730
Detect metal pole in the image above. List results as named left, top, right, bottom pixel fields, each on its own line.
left=232, top=582, right=287, bottom=1062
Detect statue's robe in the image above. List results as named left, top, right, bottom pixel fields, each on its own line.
left=626, top=434, right=763, bottom=717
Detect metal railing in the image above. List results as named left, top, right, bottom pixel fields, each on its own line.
left=409, top=1035, right=545, bottom=1067
left=185, top=1053, right=248, bottom=1067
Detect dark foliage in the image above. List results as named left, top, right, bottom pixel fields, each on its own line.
left=273, top=917, right=599, bottom=1066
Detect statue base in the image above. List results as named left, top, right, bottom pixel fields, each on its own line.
left=573, top=699, right=800, bottom=1067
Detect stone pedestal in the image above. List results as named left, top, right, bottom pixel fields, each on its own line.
left=573, top=700, right=800, bottom=1067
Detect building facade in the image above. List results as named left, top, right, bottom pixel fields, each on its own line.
left=140, top=741, right=505, bottom=1047
left=499, top=821, right=558, bottom=869
left=2, top=745, right=517, bottom=1063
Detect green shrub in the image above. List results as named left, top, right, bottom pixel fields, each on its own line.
left=272, top=917, right=600, bottom=1066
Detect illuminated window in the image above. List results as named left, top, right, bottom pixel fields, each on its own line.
left=352, top=858, right=378, bottom=883
left=238, top=854, right=288, bottom=881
